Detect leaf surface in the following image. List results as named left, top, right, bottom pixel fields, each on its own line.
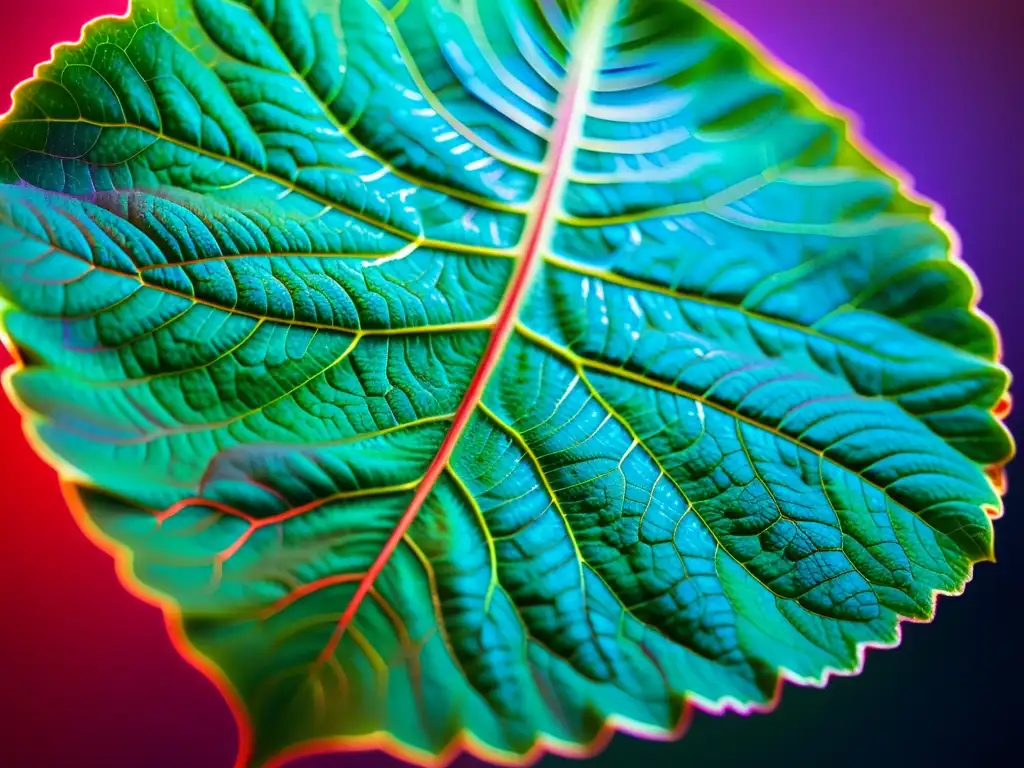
left=0, top=0, right=1013, bottom=766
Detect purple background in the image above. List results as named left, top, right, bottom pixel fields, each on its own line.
left=1, top=1, right=1020, bottom=766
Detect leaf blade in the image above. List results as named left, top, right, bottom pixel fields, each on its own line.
left=0, top=0, right=1012, bottom=766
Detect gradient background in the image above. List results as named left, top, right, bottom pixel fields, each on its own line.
left=1, top=1, right=1020, bottom=766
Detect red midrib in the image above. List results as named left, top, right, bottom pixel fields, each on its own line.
left=314, top=32, right=603, bottom=666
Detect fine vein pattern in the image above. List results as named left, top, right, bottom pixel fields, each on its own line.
left=0, top=1, right=1013, bottom=767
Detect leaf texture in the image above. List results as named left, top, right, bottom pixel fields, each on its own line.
left=0, top=0, right=1013, bottom=766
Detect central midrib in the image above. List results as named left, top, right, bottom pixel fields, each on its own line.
left=315, top=0, right=618, bottom=663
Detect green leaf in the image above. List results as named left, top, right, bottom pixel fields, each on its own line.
left=0, top=0, right=1013, bottom=765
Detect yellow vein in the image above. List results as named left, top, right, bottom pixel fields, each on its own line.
left=556, top=167, right=781, bottom=225
left=542, top=252, right=908, bottom=361
left=514, top=321, right=974, bottom=543
left=216, top=0, right=530, bottom=215
left=5, top=117, right=518, bottom=258
left=368, top=0, right=545, bottom=174
left=444, top=463, right=501, bottom=615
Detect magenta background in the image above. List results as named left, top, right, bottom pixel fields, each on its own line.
left=1, top=2, right=1021, bottom=767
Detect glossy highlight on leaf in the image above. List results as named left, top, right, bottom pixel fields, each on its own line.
left=0, top=0, right=1014, bottom=766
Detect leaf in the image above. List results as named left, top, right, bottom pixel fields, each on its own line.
left=0, top=0, right=1013, bottom=765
